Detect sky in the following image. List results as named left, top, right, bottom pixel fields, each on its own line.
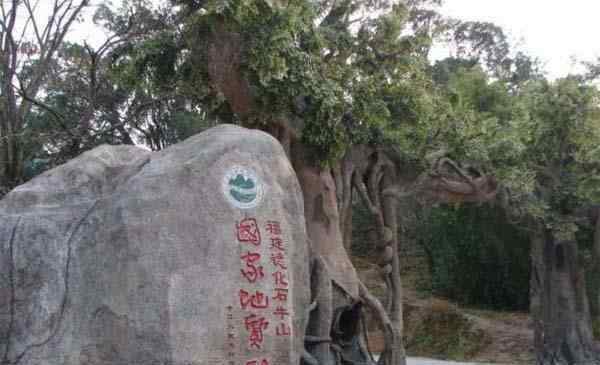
left=432, top=0, right=600, bottom=79
left=61, top=0, right=600, bottom=79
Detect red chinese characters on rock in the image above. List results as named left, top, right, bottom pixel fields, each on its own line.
left=265, top=220, right=292, bottom=338
left=270, top=251, right=287, bottom=270
left=272, top=271, right=289, bottom=288
left=240, top=252, right=264, bottom=283
left=244, top=314, right=269, bottom=349
left=235, top=218, right=290, bottom=361
left=275, top=322, right=291, bottom=337
left=239, top=289, right=269, bottom=309
left=237, top=218, right=261, bottom=246
left=265, top=221, right=281, bottom=235
left=269, top=237, right=285, bottom=252
left=237, top=217, right=272, bottom=353
left=273, top=306, right=290, bottom=321
left=272, top=288, right=288, bottom=302
left=246, top=359, right=270, bottom=365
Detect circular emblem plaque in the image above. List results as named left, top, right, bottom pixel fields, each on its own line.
left=222, top=165, right=264, bottom=209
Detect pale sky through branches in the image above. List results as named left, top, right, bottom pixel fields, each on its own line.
left=60, top=0, right=600, bottom=79
left=431, top=0, right=600, bottom=79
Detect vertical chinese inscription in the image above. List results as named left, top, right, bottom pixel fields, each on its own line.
left=266, top=220, right=292, bottom=339
left=232, top=217, right=292, bottom=365
left=236, top=217, right=270, bottom=365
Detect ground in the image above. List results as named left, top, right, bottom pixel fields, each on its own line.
left=408, top=357, right=493, bottom=365
left=356, top=260, right=535, bottom=364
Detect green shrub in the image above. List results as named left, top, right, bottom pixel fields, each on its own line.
left=418, top=204, right=531, bottom=311
left=578, top=225, right=598, bottom=320
left=593, top=318, right=600, bottom=340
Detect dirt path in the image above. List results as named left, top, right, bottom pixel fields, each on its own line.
left=374, top=355, right=496, bottom=364
left=359, top=266, right=535, bottom=364
left=398, top=279, right=535, bottom=364
left=407, top=357, right=494, bottom=365
left=463, top=312, right=533, bottom=364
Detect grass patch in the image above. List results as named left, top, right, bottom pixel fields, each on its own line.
left=593, top=317, right=600, bottom=340
left=404, top=300, right=491, bottom=361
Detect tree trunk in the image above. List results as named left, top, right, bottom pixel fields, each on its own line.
left=382, top=167, right=406, bottom=365
left=0, top=111, right=23, bottom=193
left=306, top=255, right=335, bottom=365
left=530, top=226, right=600, bottom=364
left=351, top=148, right=406, bottom=365
left=292, top=140, right=381, bottom=365
left=336, top=153, right=355, bottom=252
left=291, top=141, right=360, bottom=298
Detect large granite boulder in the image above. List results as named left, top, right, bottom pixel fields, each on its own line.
left=0, top=124, right=310, bottom=365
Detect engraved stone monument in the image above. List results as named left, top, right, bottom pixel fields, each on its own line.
left=0, top=124, right=310, bottom=365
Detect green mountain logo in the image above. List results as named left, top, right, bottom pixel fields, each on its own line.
left=223, top=166, right=263, bottom=209
left=229, top=174, right=255, bottom=190
left=229, top=174, right=257, bottom=203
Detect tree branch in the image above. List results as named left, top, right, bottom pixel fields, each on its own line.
left=21, top=0, right=43, bottom=49
left=358, top=281, right=399, bottom=364
left=434, top=157, right=477, bottom=191
left=354, top=173, right=379, bottom=216
left=21, top=0, right=89, bottom=118
left=382, top=184, right=417, bottom=200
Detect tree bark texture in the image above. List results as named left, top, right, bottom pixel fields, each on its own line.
left=292, top=142, right=360, bottom=297
left=530, top=226, right=600, bottom=364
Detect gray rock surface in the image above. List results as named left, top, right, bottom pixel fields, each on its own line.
left=0, top=124, right=310, bottom=365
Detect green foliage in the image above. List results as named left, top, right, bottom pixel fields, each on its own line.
left=179, top=0, right=353, bottom=158
left=594, top=319, right=600, bottom=340
left=173, top=0, right=452, bottom=161
left=510, top=77, right=600, bottom=228
left=429, top=60, right=600, bottom=236
left=577, top=224, right=599, bottom=319
left=418, top=204, right=530, bottom=311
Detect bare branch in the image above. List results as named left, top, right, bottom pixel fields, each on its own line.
left=0, top=1, right=7, bottom=22
left=21, top=0, right=90, bottom=118
left=353, top=173, right=379, bottom=216
left=2, top=1, right=18, bottom=52
left=358, top=281, right=399, bottom=362
left=21, top=0, right=43, bottom=48
left=382, top=184, right=417, bottom=200
left=434, top=157, right=477, bottom=190
left=382, top=153, right=498, bottom=205
left=39, top=1, right=60, bottom=49
left=13, top=81, right=73, bottom=137
left=367, top=154, right=385, bottom=210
